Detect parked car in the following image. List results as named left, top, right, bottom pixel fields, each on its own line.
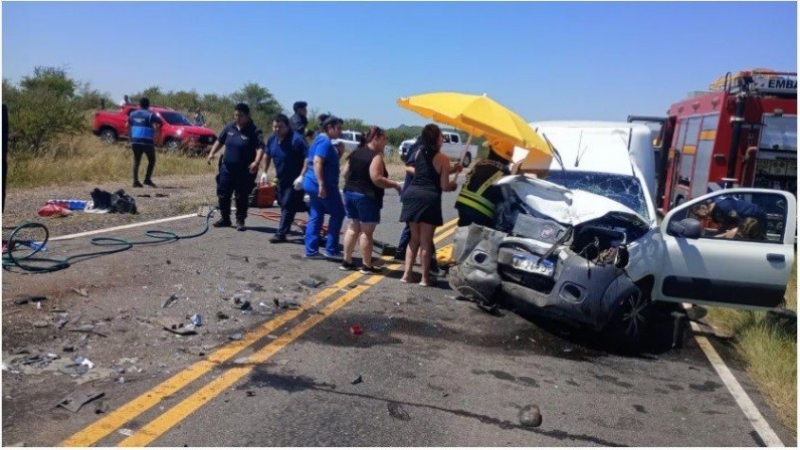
left=92, top=105, right=217, bottom=155
left=449, top=121, right=797, bottom=345
left=337, top=130, right=363, bottom=152
left=399, top=130, right=478, bottom=166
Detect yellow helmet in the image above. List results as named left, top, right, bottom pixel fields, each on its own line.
left=483, top=139, right=514, bottom=161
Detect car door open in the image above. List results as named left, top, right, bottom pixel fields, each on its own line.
left=656, top=188, right=797, bottom=310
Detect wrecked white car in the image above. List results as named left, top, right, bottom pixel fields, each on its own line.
left=449, top=122, right=797, bottom=343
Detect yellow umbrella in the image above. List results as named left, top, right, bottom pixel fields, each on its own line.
left=397, top=92, right=550, bottom=156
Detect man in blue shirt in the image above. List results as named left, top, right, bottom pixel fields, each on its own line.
left=264, top=113, right=309, bottom=243
left=302, top=116, right=345, bottom=259
left=691, top=196, right=768, bottom=239
left=206, top=103, right=265, bottom=231
left=127, top=97, right=163, bottom=188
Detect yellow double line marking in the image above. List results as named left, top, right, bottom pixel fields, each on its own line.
left=62, top=218, right=459, bottom=447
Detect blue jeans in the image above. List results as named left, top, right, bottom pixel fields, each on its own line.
left=304, top=187, right=345, bottom=256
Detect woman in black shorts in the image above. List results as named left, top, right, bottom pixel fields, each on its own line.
left=399, top=124, right=460, bottom=286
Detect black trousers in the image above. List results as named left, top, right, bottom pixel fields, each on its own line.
left=216, top=163, right=256, bottom=221
left=132, top=143, right=156, bottom=183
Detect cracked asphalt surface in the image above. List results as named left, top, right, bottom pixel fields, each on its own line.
left=2, top=189, right=795, bottom=446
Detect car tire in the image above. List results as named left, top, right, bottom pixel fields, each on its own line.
left=462, top=152, right=472, bottom=167
left=99, top=128, right=118, bottom=144
left=604, top=284, right=651, bottom=352
left=164, top=139, right=182, bottom=155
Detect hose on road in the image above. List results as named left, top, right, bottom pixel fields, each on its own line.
left=2, top=207, right=219, bottom=274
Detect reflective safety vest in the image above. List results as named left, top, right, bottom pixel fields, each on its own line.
left=455, top=160, right=508, bottom=219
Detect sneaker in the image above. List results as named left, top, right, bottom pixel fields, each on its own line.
left=303, top=253, right=325, bottom=260
left=213, top=218, right=232, bottom=228
left=429, top=266, right=446, bottom=278
left=269, top=235, right=287, bottom=244
left=143, top=180, right=157, bottom=188
left=339, top=261, right=357, bottom=271
left=133, top=181, right=144, bottom=188
left=236, top=220, right=246, bottom=231
left=360, top=265, right=383, bottom=274
left=321, top=250, right=341, bottom=261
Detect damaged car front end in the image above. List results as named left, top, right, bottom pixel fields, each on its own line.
left=449, top=173, right=656, bottom=339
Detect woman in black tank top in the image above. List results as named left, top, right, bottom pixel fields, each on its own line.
left=340, top=127, right=402, bottom=273
left=399, top=124, right=461, bottom=286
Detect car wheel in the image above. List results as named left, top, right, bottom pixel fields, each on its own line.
left=164, top=139, right=182, bottom=155
left=462, top=152, right=472, bottom=167
left=605, top=285, right=651, bottom=351
left=100, top=129, right=117, bottom=144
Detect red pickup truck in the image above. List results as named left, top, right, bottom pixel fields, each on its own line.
left=92, top=105, right=217, bottom=155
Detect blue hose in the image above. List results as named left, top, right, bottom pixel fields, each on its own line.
left=2, top=208, right=218, bottom=273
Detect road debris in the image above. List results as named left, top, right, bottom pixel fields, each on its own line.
left=32, top=321, right=49, bottom=328
left=350, top=325, right=363, bottom=335
left=13, top=295, right=46, bottom=305
left=246, top=390, right=255, bottom=397
left=216, top=311, right=230, bottom=321
left=190, top=314, right=203, bottom=326
left=351, top=375, right=363, bottom=385
left=94, top=401, right=109, bottom=414
left=162, top=294, right=178, bottom=309
left=229, top=333, right=243, bottom=341
left=62, top=344, right=75, bottom=352
left=118, top=428, right=135, bottom=437
left=518, top=404, right=542, bottom=428
left=75, top=356, right=94, bottom=369
left=273, top=299, right=300, bottom=309
left=238, top=301, right=252, bottom=311
left=299, top=278, right=324, bottom=288
left=387, top=402, right=411, bottom=421
left=159, top=318, right=197, bottom=335
left=57, top=387, right=104, bottom=413
left=72, top=288, right=89, bottom=297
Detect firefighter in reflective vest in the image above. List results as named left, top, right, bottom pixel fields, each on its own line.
left=455, top=140, right=513, bottom=227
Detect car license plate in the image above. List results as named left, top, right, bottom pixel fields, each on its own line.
left=511, top=254, right=554, bottom=277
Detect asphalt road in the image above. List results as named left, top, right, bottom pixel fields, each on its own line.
left=2, top=189, right=795, bottom=446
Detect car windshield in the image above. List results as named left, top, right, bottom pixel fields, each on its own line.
left=543, top=170, right=650, bottom=220
left=160, top=112, right=193, bottom=126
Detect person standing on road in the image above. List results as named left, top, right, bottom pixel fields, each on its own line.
left=206, top=103, right=265, bottom=231
left=302, top=116, right=345, bottom=259
left=399, top=124, right=461, bottom=286
left=290, top=101, right=309, bottom=135
left=264, top=113, right=309, bottom=243
left=340, top=126, right=401, bottom=273
left=127, top=97, right=162, bottom=188
left=455, top=140, right=512, bottom=227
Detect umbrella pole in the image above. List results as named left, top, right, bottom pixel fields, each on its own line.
left=455, top=134, right=473, bottom=183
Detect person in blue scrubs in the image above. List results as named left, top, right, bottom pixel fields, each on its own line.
left=206, top=103, right=265, bottom=231
left=264, top=113, right=308, bottom=243
left=302, top=116, right=345, bottom=259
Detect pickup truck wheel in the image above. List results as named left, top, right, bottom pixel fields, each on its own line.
left=462, top=152, right=472, bottom=167
left=164, top=139, right=183, bottom=155
left=99, top=129, right=117, bottom=144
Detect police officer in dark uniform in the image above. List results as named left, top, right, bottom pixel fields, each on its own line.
left=289, top=101, right=308, bottom=135
left=206, top=103, right=265, bottom=231
left=128, top=97, right=163, bottom=188
left=455, top=140, right=512, bottom=227
left=264, top=113, right=309, bottom=243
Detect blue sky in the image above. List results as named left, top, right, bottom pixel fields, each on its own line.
left=2, top=1, right=797, bottom=128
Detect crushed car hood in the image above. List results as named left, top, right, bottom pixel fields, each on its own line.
left=496, top=174, right=649, bottom=228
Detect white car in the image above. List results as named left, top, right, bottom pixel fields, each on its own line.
left=337, top=130, right=363, bottom=152
left=399, top=130, right=479, bottom=166
left=449, top=121, right=796, bottom=344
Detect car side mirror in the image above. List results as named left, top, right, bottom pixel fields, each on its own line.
left=669, top=218, right=702, bottom=239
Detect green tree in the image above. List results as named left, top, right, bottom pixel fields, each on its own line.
left=231, top=82, right=283, bottom=127
left=20, top=66, right=76, bottom=99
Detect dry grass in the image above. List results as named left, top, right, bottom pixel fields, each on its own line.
left=705, top=259, right=797, bottom=435
left=7, top=134, right=211, bottom=188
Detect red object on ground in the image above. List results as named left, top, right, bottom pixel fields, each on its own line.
left=350, top=325, right=363, bottom=335
left=37, top=204, right=71, bottom=217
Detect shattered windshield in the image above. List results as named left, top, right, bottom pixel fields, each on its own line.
left=543, top=171, right=650, bottom=220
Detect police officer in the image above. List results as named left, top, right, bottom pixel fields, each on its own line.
left=454, top=140, right=512, bottom=227
left=264, top=113, right=309, bottom=243
left=128, top=97, right=163, bottom=188
left=290, top=101, right=309, bottom=135
left=206, top=103, right=265, bottom=231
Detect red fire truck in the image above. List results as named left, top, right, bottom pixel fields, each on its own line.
left=629, top=69, right=797, bottom=214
